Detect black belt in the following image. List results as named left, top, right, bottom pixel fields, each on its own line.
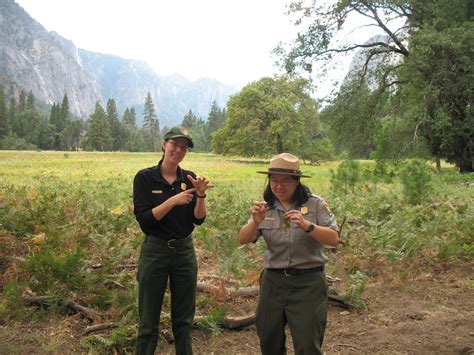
left=146, top=234, right=192, bottom=249
left=267, top=265, right=324, bottom=276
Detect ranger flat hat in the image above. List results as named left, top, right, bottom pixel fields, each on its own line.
left=164, top=126, right=194, bottom=148
left=257, top=153, right=310, bottom=177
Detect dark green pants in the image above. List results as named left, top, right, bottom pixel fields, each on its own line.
left=136, top=236, right=197, bottom=355
left=256, top=269, right=328, bottom=355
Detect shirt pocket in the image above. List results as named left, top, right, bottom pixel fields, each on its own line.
left=258, top=219, right=282, bottom=243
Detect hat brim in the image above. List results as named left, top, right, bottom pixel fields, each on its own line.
left=165, top=135, right=194, bottom=148
left=256, top=170, right=310, bottom=178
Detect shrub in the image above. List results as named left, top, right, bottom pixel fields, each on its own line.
left=330, top=159, right=361, bottom=195
left=399, top=159, right=433, bottom=205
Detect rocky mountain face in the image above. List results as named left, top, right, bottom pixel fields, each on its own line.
left=0, top=0, right=238, bottom=126
left=78, top=50, right=237, bottom=127
left=342, top=34, right=398, bottom=90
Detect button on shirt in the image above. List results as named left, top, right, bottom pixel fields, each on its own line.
left=252, top=195, right=338, bottom=269
left=133, top=161, right=205, bottom=240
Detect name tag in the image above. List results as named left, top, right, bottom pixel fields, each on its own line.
left=264, top=217, right=276, bottom=221
left=152, top=190, right=162, bottom=194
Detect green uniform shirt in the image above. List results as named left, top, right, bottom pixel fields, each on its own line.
left=251, top=194, right=338, bottom=269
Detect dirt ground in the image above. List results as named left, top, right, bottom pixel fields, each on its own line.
left=1, top=262, right=472, bottom=354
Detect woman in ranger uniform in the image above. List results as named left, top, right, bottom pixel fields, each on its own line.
left=239, top=153, right=339, bottom=355
left=133, top=127, right=210, bottom=355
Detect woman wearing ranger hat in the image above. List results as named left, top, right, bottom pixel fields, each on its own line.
left=239, top=152, right=339, bottom=355
left=133, top=126, right=210, bottom=355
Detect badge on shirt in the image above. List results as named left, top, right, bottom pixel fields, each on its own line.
left=300, top=206, right=308, bottom=215
left=181, top=183, right=187, bottom=191
left=152, top=190, right=162, bottom=194
left=264, top=217, right=276, bottom=221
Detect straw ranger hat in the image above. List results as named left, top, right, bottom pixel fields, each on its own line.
left=257, top=153, right=310, bottom=177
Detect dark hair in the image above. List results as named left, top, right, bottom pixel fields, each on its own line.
left=263, top=175, right=311, bottom=208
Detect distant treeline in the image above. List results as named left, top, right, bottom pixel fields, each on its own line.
left=0, top=89, right=226, bottom=153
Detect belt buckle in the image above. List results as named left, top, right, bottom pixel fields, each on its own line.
left=284, top=269, right=292, bottom=277
left=167, top=239, right=177, bottom=249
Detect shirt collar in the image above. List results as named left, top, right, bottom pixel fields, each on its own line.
left=152, top=159, right=185, bottom=184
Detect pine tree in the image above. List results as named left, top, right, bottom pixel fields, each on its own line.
left=142, top=92, right=160, bottom=151
left=26, top=91, right=35, bottom=111
left=60, top=94, right=70, bottom=129
left=18, top=90, right=26, bottom=112
left=106, top=98, right=122, bottom=150
left=85, top=102, right=113, bottom=151
left=182, top=110, right=199, bottom=128
left=122, top=107, right=137, bottom=127
left=206, top=101, right=226, bottom=150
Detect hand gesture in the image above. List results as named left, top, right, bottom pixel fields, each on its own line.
left=250, top=201, right=268, bottom=225
left=187, top=175, right=210, bottom=196
left=171, top=188, right=197, bottom=205
left=284, top=210, right=309, bottom=230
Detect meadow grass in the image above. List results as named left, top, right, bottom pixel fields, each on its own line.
left=1, top=150, right=472, bottom=352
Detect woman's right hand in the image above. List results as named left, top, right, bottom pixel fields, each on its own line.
left=171, top=188, right=197, bottom=205
left=250, top=201, right=268, bottom=225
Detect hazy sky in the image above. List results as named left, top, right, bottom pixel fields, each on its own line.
left=15, top=0, right=300, bottom=86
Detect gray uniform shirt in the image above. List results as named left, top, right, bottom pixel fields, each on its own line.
left=250, top=194, right=338, bottom=269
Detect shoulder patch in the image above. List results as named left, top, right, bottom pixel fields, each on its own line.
left=323, top=202, right=334, bottom=217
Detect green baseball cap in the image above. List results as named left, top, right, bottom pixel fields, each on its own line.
left=164, top=126, right=194, bottom=148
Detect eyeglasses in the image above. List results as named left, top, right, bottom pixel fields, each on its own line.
left=269, top=177, right=294, bottom=186
left=167, top=140, right=189, bottom=152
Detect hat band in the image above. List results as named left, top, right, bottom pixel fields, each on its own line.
left=267, top=167, right=301, bottom=175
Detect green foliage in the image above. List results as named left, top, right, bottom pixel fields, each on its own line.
left=320, top=81, right=386, bottom=158
left=0, top=282, right=30, bottom=320
left=212, top=76, right=321, bottom=158
left=0, top=133, right=37, bottom=150
left=342, top=271, right=367, bottom=310
left=397, top=2, right=473, bottom=172
left=82, top=102, right=113, bottom=151
left=300, top=137, right=336, bottom=163
left=330, top=159, right=361, bottom=195
left=81, top=328, right=137, bottom=354
left=24, top=247, right=88, bottom=295
left=399, top=159, right=433, bottom=205
left=196, top=305, right=228, bottom=336
left=277, top=0, right=473, bottom=171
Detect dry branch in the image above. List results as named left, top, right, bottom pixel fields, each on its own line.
left=83, top=322, right=119, bottom=336
left=23, top=295, right=100, bottom=322
left=196, top=282, right=259, bottom=297
left=194, top=314, right=256, bottom=330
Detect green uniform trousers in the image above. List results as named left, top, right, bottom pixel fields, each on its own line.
left=136, top=235, right=197, bottom=355
left=256, top=269, right=328, bottom=355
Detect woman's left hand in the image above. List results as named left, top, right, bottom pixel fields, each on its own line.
left=284, top=210, right=311, bottom=231
left=187, top=175, right=210, bottom=196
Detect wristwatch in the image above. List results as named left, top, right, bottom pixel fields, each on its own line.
left=305, top=223, right=315, bottom=233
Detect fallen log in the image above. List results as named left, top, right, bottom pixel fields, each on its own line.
left=83, top=322, right=119, bottom=336
left=23, top=295, right=100, bottom=322
left=196, top=282, right=259, bottom=297
left=196, top=282, right=349, bottom=308
left=194, top=313, right=256, bottom=330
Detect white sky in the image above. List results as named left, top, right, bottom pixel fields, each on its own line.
left=15, top=0, right=300, bottom=86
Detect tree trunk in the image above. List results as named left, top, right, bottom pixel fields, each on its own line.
left=435, top=155, right=441, bottom=171
left=458, top=149, right=473, bottom=172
